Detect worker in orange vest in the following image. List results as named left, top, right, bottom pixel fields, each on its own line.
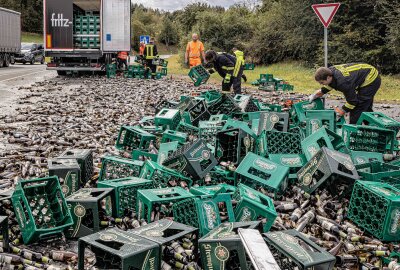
left=139, top=42, right=145, bottom=56
left=185, top=33, right=205, bottom=68
left=117, top=51, right=128, bottom=70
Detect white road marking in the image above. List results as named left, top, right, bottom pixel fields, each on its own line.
left=0, top=70, right=48, bottom=83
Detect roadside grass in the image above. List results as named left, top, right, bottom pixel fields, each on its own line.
left=22, top=32, right=43, bottom=44
left=167, top=54, right=400, bottom=102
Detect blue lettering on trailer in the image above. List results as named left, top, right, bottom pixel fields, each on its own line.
left=106, top=34, right=111, bottom=41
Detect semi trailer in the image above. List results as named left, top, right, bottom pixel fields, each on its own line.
left=0, top=7, right=21, bottom=68
left=44, top=0, right=131, bottom=75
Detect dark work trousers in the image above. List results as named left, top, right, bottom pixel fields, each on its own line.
left=349, top=76, right=381, bottom=124
left=144, top=59, right=157, bottom=79
left=221, top=66, right=244, bottom=94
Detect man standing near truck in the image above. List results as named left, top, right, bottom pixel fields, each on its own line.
left=144, top=38, right=158, bottom=79
left=185, top=33, right=205, bottom=68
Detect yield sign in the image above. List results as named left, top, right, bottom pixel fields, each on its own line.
left=312, top=3, right=341, bottom=28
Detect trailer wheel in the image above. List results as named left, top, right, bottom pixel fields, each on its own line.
left=10, top=55, right=15, bottom=65
left=57, top=70, right=67, bottom=76
left=0, top=54, right=4, bottom=68
left=3, top=54, right=10, bottom=67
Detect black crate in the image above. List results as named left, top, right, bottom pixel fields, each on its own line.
left=0, top=216, right=9, bottom=252
left=208, top=94, right=241, bottom=115
left=163, top=139, right=218, bottom=179
left=186, top=100, right=211, bottom=126
left=258, top=112, right=289, bottom=134
left=48, top=158, right=81, bottom=197
left=58, top=149, right=93, bottom=187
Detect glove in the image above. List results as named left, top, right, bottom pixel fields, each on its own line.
left=334, top=107, right=346, bottom=121
left=208, top=69, right=215, bottom=75
left=224, top=74, right=231, bottom=84
left=242, top=74, right=247, bottom=82
left=308, top=90, right=324, bottom=103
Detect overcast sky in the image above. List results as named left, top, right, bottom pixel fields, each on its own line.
left=132, top=0, right=243, bottom=11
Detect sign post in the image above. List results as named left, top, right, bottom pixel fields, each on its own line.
left=312, top=3, right=341, bottom=67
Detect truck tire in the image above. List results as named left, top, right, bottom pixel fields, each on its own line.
left=0, top=54, right=4, bottom=68
left=30, top=58, right=35, bottom=65
left=57, top=70, right=66, bottom=76
left=3, top=54, right=10, bottom=67
left=10, top=55, right=15, bottom=65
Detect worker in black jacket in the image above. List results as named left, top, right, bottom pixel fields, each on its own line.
left=205, top=50, right=242, bottom=94
left=309, top=63, right=381, bottom=124
left=144, top=38, right=158, bottom=79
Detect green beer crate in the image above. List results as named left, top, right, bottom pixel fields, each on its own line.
left=263, top=230, right=335, bottom=270
left=188, top=65, right=210, bottom=87
left=342, top=124, right=396, bottom=153
left=163, top=139, right=218, bottom=179
left=268, top=154, right=307, bottom=181
left=207, top=94, right=241, bottom=115
left=199, top=221, right=262, bottom=270
left=348, top=180, right=400, bottom=241
left=305, top=110, right=336, bottom=134
left=155, top=109, right=182, bottom=130
left=98, top=156, right=144, bottom=182
left=106, top=63, right=116, bottom=78
left=176, top=121, right=200, bottom=136
left=200, top=90, right=222, bottom=104
left=257, top=130, right=302, bottom=157
left=139, top=160, right=193, bottom=188
left=66, top=188, right=115, bottom=238
left=259, top=74, right=274, bottom=83
left=0, top=216, right=9, bottom=252
left=356, top=161, right=400, bottom=188
left=158, top=142, right=179, bottom=165
left=301, top=128, right=348, bottom=161
left=258, top=82, right=276, bottom=91
left=78, top=227, right=160, bottom=270
left=277, top=83, right=294, bottom=91
left=351, top=151, right=383, bottom=165
left=172, top=194, right=235, bottom=237
left=11, top=176, right=73, bottom=244
left=137, top=187, right=194, bottom=222
left=216, top=128, right=256, bottom=165
left=161, top=129, right=187, bottom=145
left=131, top=149, right=158, bottom=162
left=290, top=99, right=324, bottom=124
left=357, top=112, right=400, bottom=133
left=131, top=219, right=198, bottom=269
left=199, top=120, right=225, bottom=152
left=48, top=158, right=81, bottom=197
left=199, top=166, right=235, bottom=186
left=190, top=184, right=236, bottom=196
left=233, top=94, right=259, bottom=113
left=258, top=103, right=282, bottom=112
left=115, top=126, right=156, bottom=151
left=244, top=63, right=255, bottom=70
left=233, top=184, right=277, bottom=232
left=97, top=177, right=154, bottom=217
left=209, top=114, right=229, bottom=122
left=235, top=152, right=290, bottom=195
left=297, top=147, right=359, bottom=194
left=222, top=119, right=255, bottom=135
left=258, top=112, right=289, bottom=134
left=58, top=149, right=93, bottom=188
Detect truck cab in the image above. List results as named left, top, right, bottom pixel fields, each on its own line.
left=44, top=0, right=131, bottom=75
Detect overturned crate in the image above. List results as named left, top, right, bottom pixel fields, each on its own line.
left=356, top=161, right=400, bottom=188
left=97, top=177, right=154, bottom=217
left=48, top=158, right=81, bottom=197
left=263, top=230, right=336, bottom=270
left=98, top=156, right=144, bottom=182
left=258, top=112, right=289, bottom=133
left=297, top=147, right=359, bottom=194
left=269, top=154, right=307, bottom=181
left=208, top=94, right=241, bottom=115
left=257, top=130, right=302, bottom=157
left=11, top=176, right=73, bottom=244
left=78, top=228, right=160, bottom=270
left=58, top=149, right=93, bottom=188
left=66, top=188, right=116, bottom=239
left=155, top=109, right=182, bottom=131
left=115, top=126, right=156, bottom=151
left=290, top=99, right=325, bottom=124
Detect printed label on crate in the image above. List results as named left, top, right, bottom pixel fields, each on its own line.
left=202, top=201, right=219, bottom=231
left=326, top=148, right=355, bottom=171
left=201, top=243, right=230, bottom=270
left=280, top=157, right=303, bottom=167
left=267, top=232, right=314, bottom=264
left=306, top=145, right=319, bottom=158
left=355, top=156, right=367, bottom=164
left=253, top=159, right=277, bottom=172
left=389, top=209, right=400, bottom=235
left=302, top=102, right=318, bottom=110
left=298, top=156, right=320, bottom=187
left=310, top=119, right=322, bottom=133
left=237, top=206, right=256, bottom=222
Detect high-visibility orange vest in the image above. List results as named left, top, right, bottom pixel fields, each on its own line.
left=118, top=51, right=128, bottom=60
left=139, top=44, right=145, bottom=56
left=186, top=41, right=204, bottom=59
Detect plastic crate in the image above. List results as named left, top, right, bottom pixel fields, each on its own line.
left=356, top=161, right=400, bottom=188
left=258, top=112, right=289, bottom=134
left=200, top=90, right=222, bottom=104
left=290, top=99, right=324, bottom=124
left=98, top=156, right=144, bottom=182
left=263, top=230, right=335, bottom=270
left=348, top=180, right=400, bottom=241
left=130, top=219, right=198, bottom=269
left=115, top=126, right=156, bottom=151
left=301, top=128, right=348, bottom=161
left=357, top=112, right=400, bottom=133
left=190, top=184, right=236, bottom=196
left=58, top=149, right=93, bottom=188
left=176, top=121, right=200, bottom=136
left=188, top=65, right=210, bottom=86
left=11, top=176, right=73, bottom=244
left=244, top=63, right=255, bottom=70
left=199, top=120, right=225, bottom=152
left=258, top=82, right=276, bottom=91
left=276, top=83, right=294, bottom=91
left=259, top=74, right=274, bottom=83
left=139, top=160, right=193, bottom=188
left=106, top=64, right=116, bottom=78
left=207, top=94, right=241, bottom=115
left=297, top=147, right=359, bottom=194
left=233, top=184, right=277, bottom=232
left=199, top=166, right=235, bottom=186
left=305, top=110, right=336, bottom=134
left=48, top=158, right=81, bottom=197
left=216, top=127, right=256, bottom=165
left=78, top=227, right=160, bottom=270
left=188, top=100, right=211, bottom=126
left=131, top=149, right=158, bottom=162
left=342, top=124, right=396, bottom=153
left=137, top=187, right=194, bottom=222
left=155, top=109, right=182, bottom=131
left=235, top=152, right=290, bottom=195
left=257, top=130, right=302, bottom=157
left=199, top=221, right=262, bottom=270
left=351, top=151, right=383, bottom=165
left=269, top=154, right=307, bottom=180
left=157, top=142, right=179, bottom=165
left=163, top=139, right=218, bottom=179
left=233, top=94, right=259, bottom=113
left=0, top=216, right=9, bottom=252
left=161, top=129, right=187, bottom=145
left=97, top=177, right=154, bottom=217
left=65, top=188, right=115, bottom=238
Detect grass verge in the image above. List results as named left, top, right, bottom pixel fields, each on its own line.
left=22, top=32, right=43, bottom=44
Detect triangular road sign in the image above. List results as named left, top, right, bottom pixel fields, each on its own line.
left=312, top=3, right=341, bottom=28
